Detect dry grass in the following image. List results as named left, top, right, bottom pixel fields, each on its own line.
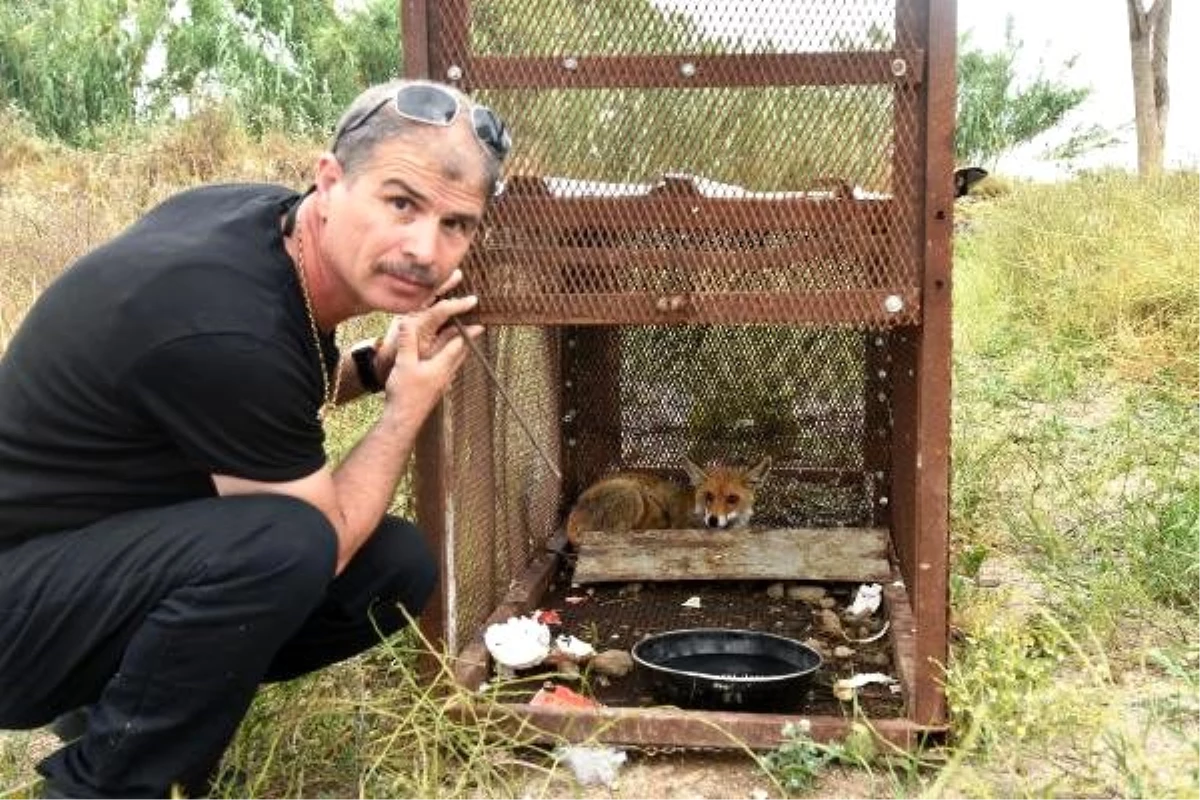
left=0, top=105, right=317, bottom=352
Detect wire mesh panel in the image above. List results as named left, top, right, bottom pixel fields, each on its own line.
left=561, top=324, right=890, bottom=528
left=442, top=327, right=562, bottom=649
left=415, top=0, right=930, bottom=327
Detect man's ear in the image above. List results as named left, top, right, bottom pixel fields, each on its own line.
left=746, top=456, right=772, bottom=486
left=313, top=152, right=345, bottom=205
left=682, top=457, right=707, bottom=486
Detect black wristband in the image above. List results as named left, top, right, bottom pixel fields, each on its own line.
left=351, top=344, right=384, bottom=393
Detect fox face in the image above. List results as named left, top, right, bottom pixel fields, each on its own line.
left=682, top=457, right=772, bottom=530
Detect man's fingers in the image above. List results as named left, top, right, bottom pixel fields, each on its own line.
left=426, top=293, right=478, bottom=325
left=431, top=269, right=464, bottom=302
left=431, top=321, right=484, bottom=355
left=417, top=331, right=470, bottom=378
left=458, top=323, right=485, bottom=341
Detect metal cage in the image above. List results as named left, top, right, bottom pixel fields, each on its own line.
left=408, top=0, right=955, bottom=748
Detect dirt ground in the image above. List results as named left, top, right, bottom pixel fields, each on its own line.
left=521, top=749, right=893, bottom=799
left=2, top=730, right=888, bottom=800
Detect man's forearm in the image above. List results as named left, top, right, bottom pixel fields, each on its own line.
left=328, top=404, right=426, bottom=571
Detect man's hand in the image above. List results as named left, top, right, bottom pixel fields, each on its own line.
left=374, top=272, right=484, bottom=428
left=371, top=269, right=482, bottom=382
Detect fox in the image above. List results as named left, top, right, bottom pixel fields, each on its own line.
left=565, top=457, right=772, bottom=546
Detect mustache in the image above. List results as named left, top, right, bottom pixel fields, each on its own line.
left=377, top=260, right=438, bottom=289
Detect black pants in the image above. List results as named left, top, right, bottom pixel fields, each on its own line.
left=0, top=494, right=437, bottom=798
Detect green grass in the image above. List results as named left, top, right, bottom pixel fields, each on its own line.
left=939, top=170, right=1199, bottom=798
left=0, top=112, right=1196, bottom=798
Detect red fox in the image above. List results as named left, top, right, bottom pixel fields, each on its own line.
left=565, top=457, right=772, bottom=546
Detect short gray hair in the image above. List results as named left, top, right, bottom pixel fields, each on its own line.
left=330, top=79, right=503, bottom=196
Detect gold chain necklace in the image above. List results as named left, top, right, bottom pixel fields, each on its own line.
left=292, top=226, right=341, bottom=421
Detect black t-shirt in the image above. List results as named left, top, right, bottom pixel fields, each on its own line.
left=0, top=183, right=338, bottom=541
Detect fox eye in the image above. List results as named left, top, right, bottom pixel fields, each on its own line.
left=704, top=491, right=715, bottom=503
left=726, top=494, right=740, bottom=505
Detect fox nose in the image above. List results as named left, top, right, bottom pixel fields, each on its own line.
left=705, top=515, right=723, bottom=528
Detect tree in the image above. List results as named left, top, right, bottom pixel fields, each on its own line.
left=1126, top=0, right=1171, bottom=177
left=0, top=0, right=400, bottom=145
left=955, top=19, right=1108, bottom=170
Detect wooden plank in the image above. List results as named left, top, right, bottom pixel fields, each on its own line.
left=572, top=527, right=892, bottom=584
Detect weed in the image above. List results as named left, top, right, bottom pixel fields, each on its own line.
left=760, top=722, right=860, bottom=794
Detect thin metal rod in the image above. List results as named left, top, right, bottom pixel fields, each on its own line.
left=451, top=318, right=563, bottom=481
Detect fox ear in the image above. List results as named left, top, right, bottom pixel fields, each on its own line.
left=682, top=457, right=707, bottom=486
left=745, top=456, right=772, bottom=485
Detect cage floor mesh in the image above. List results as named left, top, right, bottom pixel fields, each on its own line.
left=503, top=556, right=904, bottom=720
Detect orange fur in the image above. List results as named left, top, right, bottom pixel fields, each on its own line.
left=565, top=457, right=771, bottom=546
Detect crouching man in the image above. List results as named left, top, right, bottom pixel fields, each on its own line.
left=0, top=79, right=509, bottom=798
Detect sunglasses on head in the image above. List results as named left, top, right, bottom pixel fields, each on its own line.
left=331, top=82, right=512, bottom=162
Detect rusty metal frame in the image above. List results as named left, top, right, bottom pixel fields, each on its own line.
left=447, top=536, right=935, bottom=749
left=410, top=0, right=957, bottom=741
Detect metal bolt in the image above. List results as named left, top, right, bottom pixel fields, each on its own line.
left=680, top=61, right=696, bottom=78
left=879, top=496, right=889, bottom=506
left=562, top=56, right=579, bottom=71
left=884, top=294, right=904, bottom=313
left=655, top=295, right=686, bottom=312
left=446, top=65, right=463, bottom=81
left=891, top=58, right=907, bottom=77
left=877, top=369, right=888, bottom=379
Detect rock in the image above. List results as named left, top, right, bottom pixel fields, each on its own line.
left=863, top=651, right=891, bottom=667
left=766, top=582, right=786, bottom=600
left=833, top=646, right=856, bottom=659
left=590, top=649, right=635, bottom=678
left=815, top=609, right=843, bottom=637
left=786, top=585, right=827, bottom=603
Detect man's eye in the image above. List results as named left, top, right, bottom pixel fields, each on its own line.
left=390, top=196, right=413, bottom=212
left=446, top=218, right=477, bottom=237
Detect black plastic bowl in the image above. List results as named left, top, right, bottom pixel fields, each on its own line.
left=631, top=628, right=823, bottom=712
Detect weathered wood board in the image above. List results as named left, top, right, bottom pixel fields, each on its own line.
left=571, top=527, right=892, bottom=584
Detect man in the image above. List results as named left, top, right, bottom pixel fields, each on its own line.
left=0, top=79, right=509, bottom=798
